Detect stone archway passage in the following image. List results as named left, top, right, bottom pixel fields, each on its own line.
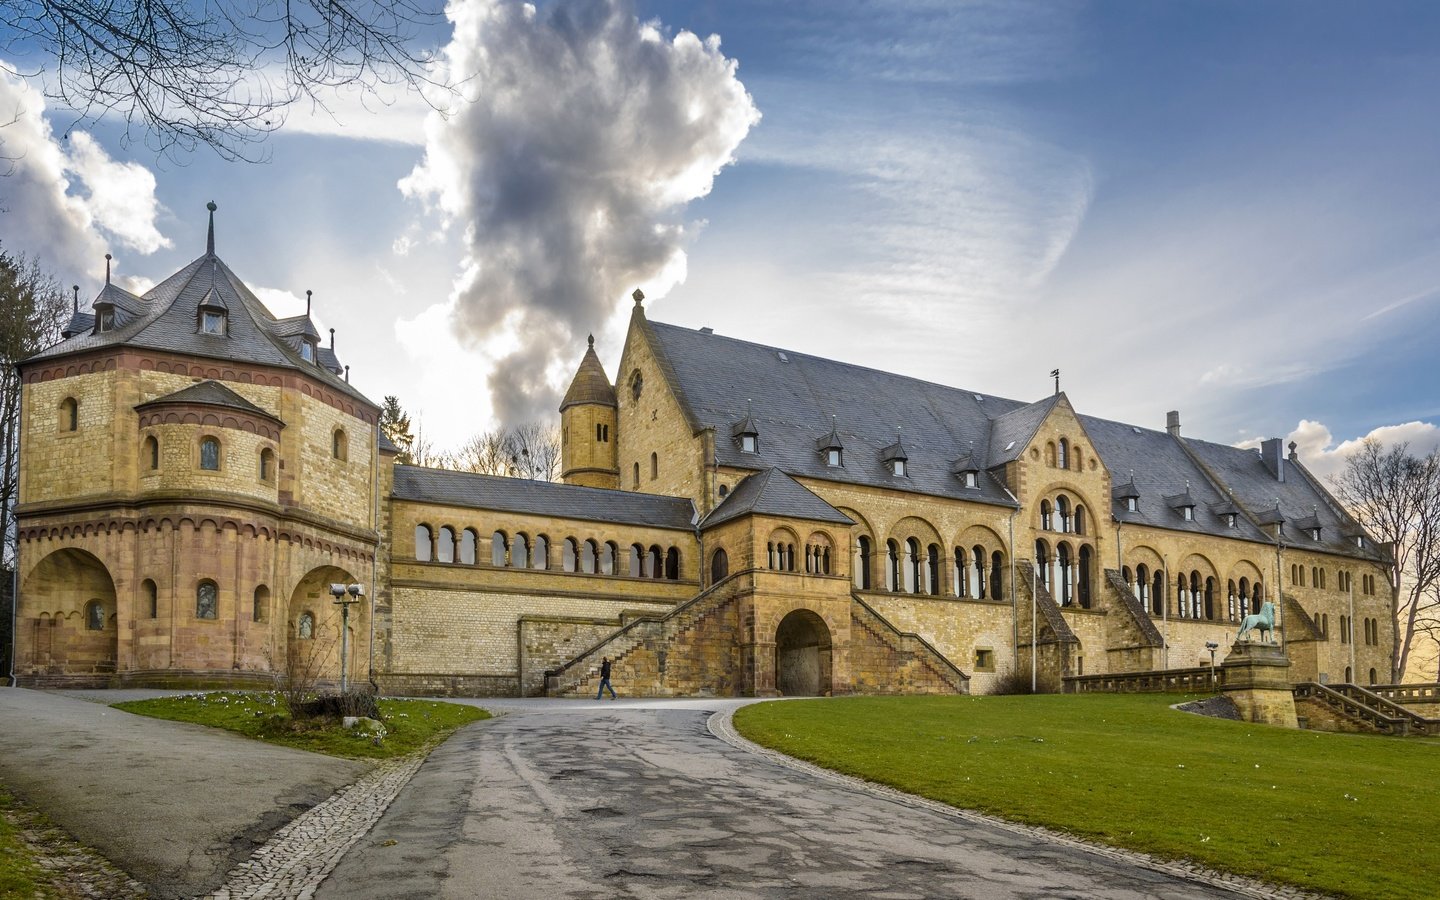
left=19, top=548, right=119, bottom=677
left=775, top=609, right=832, bottom=697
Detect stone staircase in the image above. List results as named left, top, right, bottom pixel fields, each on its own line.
left=1292, top=682, right=1440, bottom=736
left=545, top=574, right=748, bottom=698
left=1014, top=561, right=1078, bottom=644
left=1101, top=568, right=1164, bottom=647
left=849, top=594, right=969, bottom=695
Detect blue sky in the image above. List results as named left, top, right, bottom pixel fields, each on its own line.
left=4, top=0, right=1439, bottom=473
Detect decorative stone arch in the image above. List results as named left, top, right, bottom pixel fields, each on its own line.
left=888, top=515, right=943, bottom=548
left=773, top=607, right=834, bottom=697
left=18, top=547, right=118, bottom=676
left=764, top=526, right=801, bottom=572
left=1177, top=552, right=1220, bottom=582
left=286, top=565, right=364, bottom=685
left=804, top=530, right=836, bottom=576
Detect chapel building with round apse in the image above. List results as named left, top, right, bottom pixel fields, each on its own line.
left=8, top=209, right=1395, bottom=696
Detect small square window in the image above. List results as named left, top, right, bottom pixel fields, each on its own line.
left=201, top=311, right=226, bottom=335
left=892, top=459, right=906, bottom=477
left=974, top=648, right=995, bottom=672
left=741, top=434, right=757, bottom=454
left=1126, top=498, right=1137, bottom=512
left=98, top=309, right=115, bottom=332
left=963, top=471, right=978, bottom=488
left=827, top=448, right=842, bottom=467
left=300, top=340, right=315, bottom=362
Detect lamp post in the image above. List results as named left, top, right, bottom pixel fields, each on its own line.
left=1206, top=641, right=1219, bottom=689
left=330, top=583, right=365, bottom=693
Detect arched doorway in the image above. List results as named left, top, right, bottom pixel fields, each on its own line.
left=775, top=609, right=832, bottom=697
left=19, top=548, right=118, bottom=677
left=286, top=565, right=364, bottom=688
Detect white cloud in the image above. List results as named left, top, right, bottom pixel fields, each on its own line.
left=279, top=81, right=432, bottom=146
left=0, top=66, right=168, bottom=283
left=1239, top=419, right=1440, bottom=482
left=399, top=0, right=760, bottom=423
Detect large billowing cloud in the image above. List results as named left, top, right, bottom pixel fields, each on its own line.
left=0, top=67, right=169, bottom=282
left=400, top=0, right=759, bottom=424
left=1239, top=419, right=1440, bottom=482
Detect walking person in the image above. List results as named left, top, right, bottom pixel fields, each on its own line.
left=596, top=656, right=617, bottom=700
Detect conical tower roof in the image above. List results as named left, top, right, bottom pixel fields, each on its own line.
left=560, top=336, right=616, bottom=411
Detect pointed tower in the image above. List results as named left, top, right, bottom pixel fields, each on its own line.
left=560, top=334, right=619, bottom=489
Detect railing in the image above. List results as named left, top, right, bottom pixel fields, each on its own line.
left=850, top=594, right=969, bottom=693
left=1065, top=665, right=1225, bottom=694
left=1368, top=683, right=1440, bottom=704
left=1312, top=682, right=1440, bottom=736
left=1292, top=682, right=1415, bottom=735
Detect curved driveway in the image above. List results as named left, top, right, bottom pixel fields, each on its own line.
left=318, top=698, right=1244, bottom=900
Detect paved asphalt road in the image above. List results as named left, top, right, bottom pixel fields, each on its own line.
left=0, top=687, right=366, bottom=899
left=317, top=698, right=1240, bottom=900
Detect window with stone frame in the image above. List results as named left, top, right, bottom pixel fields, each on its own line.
left=60, top=397, right=78, bottom=432
left=85, top=600, right=105, bottom=630
left=196, top=581, right=219, bottom=619
left=145, top=435, right=160, bottom=471
left=298, top=611, right=315, bottom=639
left=200, top=436, right=221, bottom=471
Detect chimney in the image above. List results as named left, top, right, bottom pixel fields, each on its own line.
left=1166, top=410, right=1181, bottom=437
left=1261, top=437, right=1285, bottom=482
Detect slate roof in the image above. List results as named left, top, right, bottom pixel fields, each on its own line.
left=701, top=468, right=855, bottom=530
left=135, top=380, right=278, bottom=422
left=392, top=466, right=696, bottom=531
left=561, top=337, right=617, bottom=410
left=643, top=319, right=1381, bottom=556
left=25, top=241, right=372, bottom=409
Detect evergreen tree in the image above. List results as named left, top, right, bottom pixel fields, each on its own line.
left=379, top=395, right=416, bottom=465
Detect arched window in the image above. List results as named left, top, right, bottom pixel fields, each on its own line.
left=512, top=534, right=531, bottom=568
left=1074, top=505, right=1086, bottom=535
left=60, top=397, right=78, bottom=432
left=601, top=541, right=617, bottom=575
left=649, top=545, right=663, bottom=578
left=1239, top=577, right=1251, bottom=618
left=1152, top=570, right=1165, bottom=616
left=332, top=428, right=348, bottom=461
left=460, top=529, right=477, bottom=565
left=532, top=534, right=549, bottom=570
left=259, top=447, right=275, bottom=482
left=85, top=599, right=105, bottom=631
left=144, top=436, right=160, bottom=471
left=581, top=539, right=598, bottom=574
left=955, top=547, right=969, bottom=597
left=1071, top=444, right=1082, bottom=471
left=1189, top=572, right=1202, bottom=619
left=1228, top=580, right=1237, bottom=621
left=1077, top=546, right=1092, bottom=608
left=711, top=548, right=730, bottom=582
left=629, top=543, right=643, bottom=577
left=298, top=611, right=314, bottom=639
left=200, top=436, right=221, bottom=471
left=196, top=580, right=218, bottom=619
left=1204, top=577, right=1215, bottom=620
left=633, top=462, right=640, bottom=488
left=1175, top=573, right=1188, bottom=618
left=926, top=544, right=941, bottom=595
left=855, top=536, right=873, bottom=590
left=665, top=547, right=679, bottom=580
left=1369, top=667, right=1378, bottom=685
left=1136, top=564, right=1149, bottom=607
left=1034, top=540, right=1050, bottom=592
left=991, top=550, right=1004, bottom=599
left=885, top=540, right=900, bottom=591
left=1045, top=441, right=1056, bottom=467
left=630, top=369, right=643, bottom=399
left=562, top=538, right=578, bottom=572
left=142, top=579, right=158, bottom=619
left=973, top=545, right=988, bottom=599
left=1056, top=496, right=1071, bottom=533
left=904, top=538, right=920, bottom=593
left=1057, top=543, right=1072, bottom=606
left=415, top=525, right=432, bottom=561
left=253, top=585, right=269, bottom=622
left=491, top=531, right=508, bottom=567
left=650, top=452, right=658, bottom=480
left=1057, top=438, right=1069, bottom=470
left=1040, top=499, right=1052, bottom=531
left=1345, top=665, right=1353, bottom=683
left=437, top=526, right=455, bottom=563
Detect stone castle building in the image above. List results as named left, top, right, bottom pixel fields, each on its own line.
left=8, top=211, right=1394, bottom=697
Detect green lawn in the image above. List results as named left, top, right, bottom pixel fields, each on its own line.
left=734, top=694, right=1438, bottom=900
left=113, top=692, right=490, bottom=759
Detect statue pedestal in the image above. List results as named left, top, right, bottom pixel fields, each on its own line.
left=1221, top=641, right=1297, bottom=728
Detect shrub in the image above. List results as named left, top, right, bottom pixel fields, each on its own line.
left=989, top=670, right=1035, bottom=695
left=297, top=689, right=381, bottom=721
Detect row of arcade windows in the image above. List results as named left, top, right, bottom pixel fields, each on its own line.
left=414, top=526, right=682, bottom=580
left=850, top=535, right=1005, bottom=600
left=117, top=579, right=274, bottom=624
left=1034, top=540, right=1095, bottom=608
left=1039, top=495, right=1086, bottom=535
left=141, top=434, right=278, bottom=482
left=1329, top=616, right=1383, bottom=645
left=1120, top=566, right=1266, bottom=623
left=1293, top=565, right=1376, bottom=596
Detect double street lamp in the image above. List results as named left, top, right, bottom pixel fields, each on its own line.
left=329, top=583, right=365, bottom=693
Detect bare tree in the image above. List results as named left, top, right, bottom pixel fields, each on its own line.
left=0, top=247, right=68, bottom=676
left=0, top=0, right=447, bottom=160
left=1331, top=439, right=1440, bottom=682
left=445, top=422, right=560, bottom=480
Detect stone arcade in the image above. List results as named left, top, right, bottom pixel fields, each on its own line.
left=8, top=210, right=1395, bottom=697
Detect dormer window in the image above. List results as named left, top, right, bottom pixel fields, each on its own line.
left=201, top=310, right=226, bottom=335
left=892, top=459, right=907, bottom=477
left=827, top=448, right=842, bottom=467
left=732, top=407, right=760, bottom=454
left=1127, top=498, right=1138, bottom=512
left=741, top=434, right=758, bottom=454
left=1227, top=513, right=1238, bottom=529
left=300, top=339, right=316, bottom=363
left=962, top=471, right=978, bottom=488
left=98, top=308, right=115, bottom=332
left=1310, top=527, right=1322, bottom=541
left=1182, top=506, right=1194, bottom=521
left=1355, top=535, right=1364, bottom=549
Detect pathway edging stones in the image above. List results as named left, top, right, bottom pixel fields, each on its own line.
left=707, top=706, right=1326, bottom=900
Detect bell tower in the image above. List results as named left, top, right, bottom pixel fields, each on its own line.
left=560, top=335, right=619, bottom=489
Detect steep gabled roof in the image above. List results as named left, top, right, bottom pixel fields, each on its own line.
left=391, top=466, right=696, bottom=531
left=701, top=468, right=854, bottom=530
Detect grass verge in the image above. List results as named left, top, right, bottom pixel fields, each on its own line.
left=112, top=692, right=490, bottom=760
left=734, top=694, right=1438, bottom=900
left=0, top=788, right=54, bottom=899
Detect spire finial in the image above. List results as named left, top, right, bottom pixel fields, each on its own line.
left=306, top=289, right=312, bottom=316
left=206, top=201, right=217, bottom=255
left=344, top=365, right=350, bottom=383
left=587, top=333, right=594, bottom=348
left=71, top=284, right=79, bottom=312
left=104, top=253, right=112, bottom=284
left=329, top=327, right=335, bottom=350
left=632, top=288, right=644, bottom=307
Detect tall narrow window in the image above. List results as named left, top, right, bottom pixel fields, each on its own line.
left=144, top=436, right=160, bottom=471
left=533, top=535, right=549, bottom=570
left=60, top=398, right=78, bottom=432
left=259, top=447, right=275, bottom=482
left=650, top=452, right=658, bottom=480
left=633, top=462, right=640, bottom=488
left=665, top=547, right=679, bottom=580
left=143, top=579, right=158, bottom=619
left=1057, top=438, right=1069, bottom=469
left=955, top=548, right=969, bottom=597
left=628, top=543, right=643, bottom=577
left=512, top=533, right=530, bottom=568
left=886, top=540, right=900, bottom=591
left=991, top=551, right=1004, bottom=599
left=415, top=525, right=432, bottom=561
left=562, top=538, right=578, bottom=572
left=437, top=526, right=455, bottom=563
left=855, top=536, right=872, bottom=590
left=581, top=539, right=599, bottom=574
left=926, top=544, right=940, bottom=595
left=973, top=546, right=987, bottom=599
left=253, top=585, right=269, bottom=622
left=599, top=540, right=616, bottom=575
left=298, top=612, right=315, bottom=639
left=332, top=429, right=348, bottom=461
left=491, top=531, right=508, bottom=566
left=86, top=600, right=105, bottom=630
left=200, top=437, right=221, bottom=471
left=460, top=529, right=477, bottom=565
left=196, top=581, right=218, bottom=619
left=711, top=548, right=729, bottom=582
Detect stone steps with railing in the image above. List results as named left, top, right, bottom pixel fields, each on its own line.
left=1293, top=682, right=1440, bottom=736
left=849, top=594, right=969, bottom=695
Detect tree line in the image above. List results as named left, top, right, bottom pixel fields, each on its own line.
left=380, top=395, right=560, bottom=481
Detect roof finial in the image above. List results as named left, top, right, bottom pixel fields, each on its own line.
left=329, top=327, right=335, bottom=350
left=305, top=289, right=312, bottom=316
left=71, top=284, right=79, bottom=313
left=632, top=288, right=644, bottom=307
left=1051, top=367, right=1060, bottom=395
left=206, top=201, right=217, bottom=255
left=587, top=333, right=594, bottom=348
left=344, top=365, right=350, bottom=383
left=104, top=253, right=112, bottom=284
